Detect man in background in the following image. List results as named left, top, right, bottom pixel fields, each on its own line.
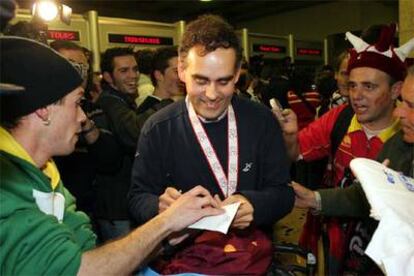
left=137, top=46, right=181, bottom=113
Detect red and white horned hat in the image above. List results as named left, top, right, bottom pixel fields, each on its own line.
left=346, top=24, right=414, bottom=81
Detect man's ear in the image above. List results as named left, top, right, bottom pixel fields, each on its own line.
left=102, top=71, right=113, bottom=85
left=154, top=70, right=163, bottom=82
left=34, top=107, right=50, bottom=124
left=177, top=56, right=186, bottom=83
left=390, top=80, right=402, bottom=100
left=233, top=65, right=242, bottom=84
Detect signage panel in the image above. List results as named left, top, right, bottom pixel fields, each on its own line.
left=297, top=48, right=322, bottom=56
left=47, top=30, right=80, bottom=41
left=108, top=34, right=173, bottom=45
left=253, top=44, right=286, bottom=53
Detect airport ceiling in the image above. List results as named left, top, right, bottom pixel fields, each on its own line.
left=14, top=0, right=392, bottom=25
left=68, top=0, right=333, bottom=24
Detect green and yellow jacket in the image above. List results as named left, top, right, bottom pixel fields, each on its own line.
left=0, top=127, right=96, bottom=275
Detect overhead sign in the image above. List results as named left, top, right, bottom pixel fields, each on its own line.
left=108, top=34, right=173, bottom=45
left=47, top=30, right=80, bottom=41
left=253, top=44, right=286, bottom=54
left=297, top=48, right=322, bottom=56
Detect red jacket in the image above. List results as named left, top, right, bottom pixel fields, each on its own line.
left=287, top=90, right=320, bottom=130
left=298, top=104, right=400, bottom=274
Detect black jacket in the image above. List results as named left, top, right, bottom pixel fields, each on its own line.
left=93, top=86, right=160, bottom=220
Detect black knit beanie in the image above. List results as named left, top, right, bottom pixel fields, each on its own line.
left=0, top=36, right=82, bottom=121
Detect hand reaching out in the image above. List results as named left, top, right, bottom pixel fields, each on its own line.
left=271, top=108, right=298, bottom=136
left=291, top=181, right=318, bottom=209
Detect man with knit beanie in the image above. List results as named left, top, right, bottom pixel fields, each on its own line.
left=0, top=36, right=223, bottom=275
left=274, top=24, right=414, bottom=274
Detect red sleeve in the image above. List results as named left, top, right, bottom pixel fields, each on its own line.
left=298, top=104, right=347, bottom=161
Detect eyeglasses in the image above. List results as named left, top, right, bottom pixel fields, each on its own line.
left=68, top=60, right=89, bottom=81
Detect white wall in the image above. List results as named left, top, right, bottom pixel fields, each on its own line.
left=236, top=1, right=398, bottom=41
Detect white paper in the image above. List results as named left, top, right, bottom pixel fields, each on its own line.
left=349, top=158, right=414, bottom=274
left=188, top=202, right=241, bottom=234
left=350, top=158, right=414, bottom=221
left=365, top=208, right=414, bottom=275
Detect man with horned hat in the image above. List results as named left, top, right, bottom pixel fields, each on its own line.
left=293, top=64, right=414, bottom=274
left=274, top=24, right=414, bottom=274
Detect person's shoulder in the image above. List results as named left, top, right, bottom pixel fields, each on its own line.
left=96, top=90, right=117, bottom=106
left=0, top=151, right=26, bottom=174
left=382, top=130, right=405, bottom=151
left=0, top=152, right=43, bottom=185
left=142, top=100, right=186, bottom=132
left=0, top=152, right=35, bottom=216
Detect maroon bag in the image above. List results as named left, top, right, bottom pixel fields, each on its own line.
left=161, top=228, right=272, bottom=275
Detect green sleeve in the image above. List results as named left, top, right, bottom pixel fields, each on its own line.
left=61, top=186, right=97, bottom=251
left=319, top=182, right=370, bottom=218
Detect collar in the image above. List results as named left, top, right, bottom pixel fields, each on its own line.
left=149, top=94, right=162, bottom=101
left=185, top=95, right=229, bottom=123
left=103, top=84, right=137, bottom=108
left=348, top=115, right=400, bottom=143
left=0, top=127, right=61, bottom=190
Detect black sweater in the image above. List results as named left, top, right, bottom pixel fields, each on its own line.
left=128, top=96, right=294, bottom=226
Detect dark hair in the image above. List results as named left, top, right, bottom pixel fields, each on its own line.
left=235, top=69, right=251, bottom=92
left=179, top=14, right=242, bottom=68
left=315, top=71, right=337, bottom=99
left=50, top=40, right=83, bottom=52
left=249, top=55, right=264, bottom=78
left=151, top=46, right=178, bottom=85
left=135, top=49, right=155, bottom=75
left=3, top=21, right=48, bottom=44
left=0, top=111, right=22, bottom=130
left=100, top=47, right=135, bottom=74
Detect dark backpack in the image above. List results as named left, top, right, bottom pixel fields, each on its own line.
left=330, top=104, right=354, bottom=157
left=293, top=104, right=354, bottom=190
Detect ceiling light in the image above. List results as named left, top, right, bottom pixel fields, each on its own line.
left=31, top=1, right=72, bottom=25
left=32, top=1, right=59, bottom=21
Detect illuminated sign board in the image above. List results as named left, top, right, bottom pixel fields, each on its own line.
left=108, top=34, right=173, bottom=45
left=296, top=48, right=322, bottom=56
left=253, top=44, right=286, bottom=53
left=47, top=30, right=80, bottom=41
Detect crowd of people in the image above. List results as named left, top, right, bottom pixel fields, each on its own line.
left=1, top=1, right=414, bottom=274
